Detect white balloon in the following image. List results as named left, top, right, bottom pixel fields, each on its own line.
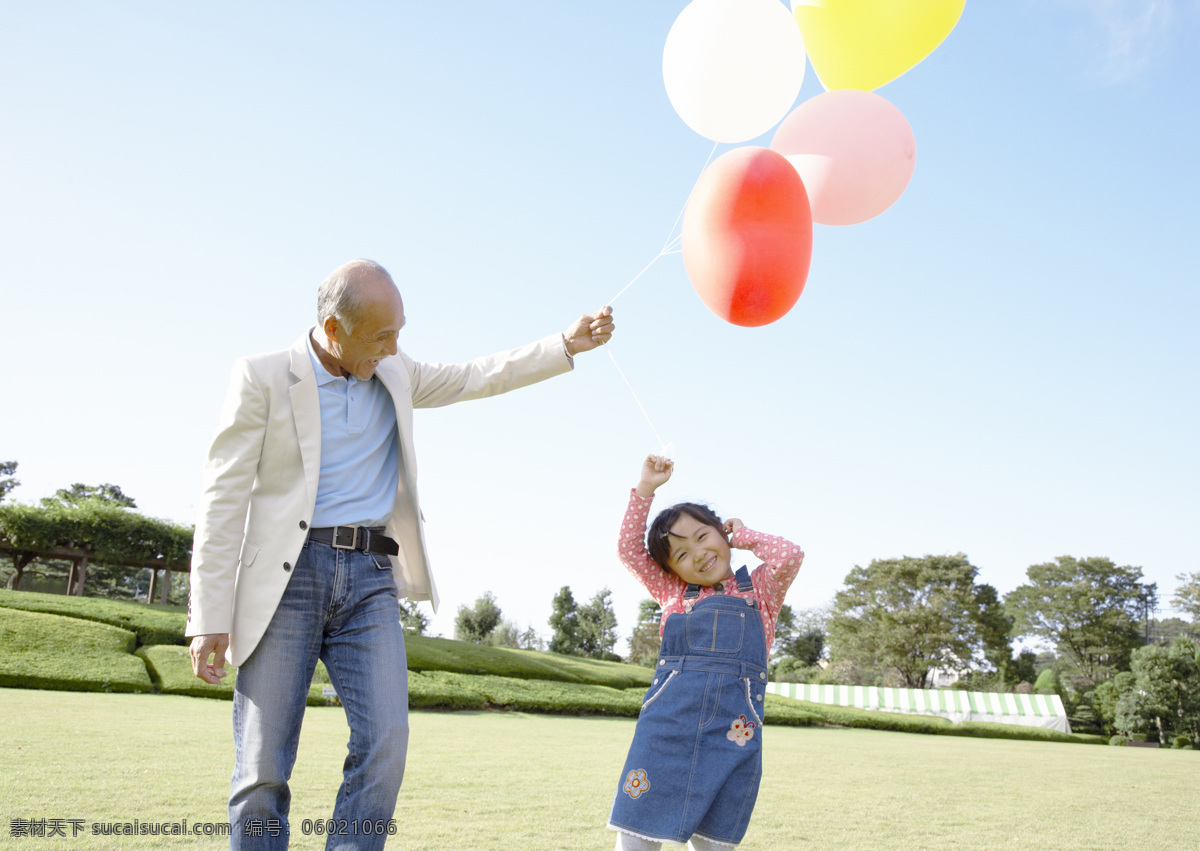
left=663, top=0, right=807, bottom=144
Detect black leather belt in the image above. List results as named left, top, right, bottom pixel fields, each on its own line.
left=308, top=526, right=399, bottom=556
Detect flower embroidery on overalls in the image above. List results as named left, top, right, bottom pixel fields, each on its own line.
left=727, top=714, right=756, bottom=747
left=623, top=769, right=650, bottom=798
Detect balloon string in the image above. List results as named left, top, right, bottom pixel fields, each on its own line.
left=601, top=141, right=717, bottom=459
left=605, top=345, right=670, bottom=455
left=607, top=251, right=669, bottom=305
left=659, top=140, right=719, bottom=254
left=605, top=140, right=719, bottom=306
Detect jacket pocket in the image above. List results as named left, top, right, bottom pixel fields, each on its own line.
left=239, top=539, right=261, bottom=568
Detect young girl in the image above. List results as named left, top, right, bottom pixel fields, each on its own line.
left=608, top=455, right=803, bottom=851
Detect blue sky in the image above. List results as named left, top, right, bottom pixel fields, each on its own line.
left=3, top=1, right=1198, bottom=650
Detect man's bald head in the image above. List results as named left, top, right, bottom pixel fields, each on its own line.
left=317, top=259, right=401, bottom=334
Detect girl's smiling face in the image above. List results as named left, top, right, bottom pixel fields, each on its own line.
left=666, top=513, right=733, bottom=586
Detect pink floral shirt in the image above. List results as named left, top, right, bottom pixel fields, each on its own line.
left=618, top=489, right=803, bottom=650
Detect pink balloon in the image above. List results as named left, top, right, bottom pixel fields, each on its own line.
left=770, top=90, right=915, bottom=226
left=681, top=147, right=813, bottom=327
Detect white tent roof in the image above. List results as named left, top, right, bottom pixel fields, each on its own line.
left=768, top=682, right=1071, bottom=734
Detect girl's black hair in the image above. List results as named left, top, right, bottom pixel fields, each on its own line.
left=646, top=502, right=724, bottom=574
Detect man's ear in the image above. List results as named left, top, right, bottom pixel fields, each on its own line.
left=322, top=316, right=341, bottom=342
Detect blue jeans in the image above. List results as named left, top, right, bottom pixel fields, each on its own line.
left=229, top=540, right=409, bottom=851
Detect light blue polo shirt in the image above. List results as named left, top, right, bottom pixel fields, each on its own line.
left=306, top=332, right=401, bottom=528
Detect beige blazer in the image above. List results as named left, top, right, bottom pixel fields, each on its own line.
left=186, top=330, right=571, bottom=666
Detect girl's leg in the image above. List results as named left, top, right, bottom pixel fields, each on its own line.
left=689, top=837, right=736, bottom=851
left=615, top=832, right=663, bottom=851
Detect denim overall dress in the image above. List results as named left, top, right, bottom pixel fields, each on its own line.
left=609, top=566, right=768, bottom=846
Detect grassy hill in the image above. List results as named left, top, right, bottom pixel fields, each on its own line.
left=0, top=589, right=1106, bottom=744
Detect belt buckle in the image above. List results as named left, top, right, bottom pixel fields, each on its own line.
left=332, top=526, right=359, bottom=550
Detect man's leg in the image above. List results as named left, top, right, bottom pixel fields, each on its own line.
left=229, top=544, right=329, bottom=850
left=320, top=550, right=409, bottom=851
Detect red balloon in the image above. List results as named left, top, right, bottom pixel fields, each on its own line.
left=681, top=146, right=813, bottom=327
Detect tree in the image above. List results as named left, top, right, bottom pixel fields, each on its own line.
left=1033, top=668, right=1062, bottom=696
left=1147, top=617, right=1200, bottom=645
left=1010, top=649, right=1038, bottom=686
left=454, top=591, right=502, bottom=643
left=43, top=482, right=138, bottom=508
left=627, top=599, right=663, bottom=667
left=773, top=604, right=828, bottom=666
left=399, top=600, right=429, bottom=635
left=488, top=618, right=521, bottom=648
left=826, top=553, right=1006, bottom=688
left=0, top=461, right=18, bottom=503
left=1093, top=671, right=1135, bottom=736
left=548, top=586, right=581, bottom=655
left=574, top=588, right=619, bottom=660
left=1114, top=638, right=1200, bottom=744
left=1173, top=572, right=1200, bottom=623
left=1005, top=556, right=1148, bottom=686
left=547, top=586, right=618, bottom=659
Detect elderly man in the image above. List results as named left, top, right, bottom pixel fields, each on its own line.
left=187, top=258, right=613, bottom=849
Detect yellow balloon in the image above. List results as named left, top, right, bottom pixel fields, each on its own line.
left=793, top=0, right=966, bottom=92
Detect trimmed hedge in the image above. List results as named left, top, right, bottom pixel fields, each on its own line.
left=420, top=671, right=644, bottom=716
left=0, top=588, right=187, bottom=647
left=762, top=695, right=823, bottom=727
left=0, top=607, right=152, bottom=693
left=771, top=698, right=1108, bottom=745
left=137, top=645, right=331, bottom=706
left=137, top=645, right=236, bottom=699
left=408, top=671, right=489, bottom=710
left=405, top=635, right=652, bottom=688
left=502, top=646, right=654, bottom=689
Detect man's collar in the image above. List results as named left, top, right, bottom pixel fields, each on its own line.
left=306, top=328, right=354, bottom=386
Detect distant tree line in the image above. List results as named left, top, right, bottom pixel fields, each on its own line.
left=765, top=551, right=1200, bottom=746
left=452, top=586, right=619, bottom=660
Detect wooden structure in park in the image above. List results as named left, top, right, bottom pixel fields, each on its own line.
left=0, top=540, right=188, bottom=604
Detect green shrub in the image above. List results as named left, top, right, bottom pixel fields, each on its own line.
left=762, top=697, right=1106, bottom=745
left=137, top=645, right=237, bottom=699
left=761, top=695, right=821, bottom=727
left=1172, top=735, right=1192, bottom=750
left=0, top=589, right=186, bottom=646
left=949, top=720, right=1106, bottom=746
left=405, top=635, right=651, bottom=688
left=1109, top=735, right=1129, bottom=746
left=0, top=607, right=152, bottom=693
left=1034, top=668, right=1062, bottom=695
left=771, top=657, right=822, bottom=683
left=420, top=671, right=643, bottom=716
left=136, top=644, right=333, bottom=706
left=407, top=671, right=488, bottom=710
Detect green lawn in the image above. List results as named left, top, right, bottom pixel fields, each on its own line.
left=1, top=689, right=1194, bottom=850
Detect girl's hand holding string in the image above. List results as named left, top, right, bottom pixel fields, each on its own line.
left=723, top=517, right=744, bottom=540
left=635, top=454, right=673, bottom=497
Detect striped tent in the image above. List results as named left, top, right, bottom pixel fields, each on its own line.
left=768, top=683, right=1071, bottom=734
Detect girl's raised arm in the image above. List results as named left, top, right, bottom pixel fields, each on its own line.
left=730, top=523, right=804, bottom=603
left=618, top=456, right=679, bottom=602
